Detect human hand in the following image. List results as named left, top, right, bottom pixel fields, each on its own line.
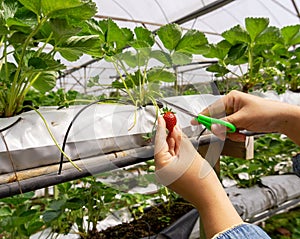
left=192, top=90, right=290, bottom=142
left=154, top=117, right=211, bottom=186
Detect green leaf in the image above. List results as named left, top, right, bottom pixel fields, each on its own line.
left=256, top=26, right=282, bottom=45
left=129, top=40, right=151, bottom=49
left=40, top=0, right=97, bottom=20
left=245, top=17, right=269, bottom=42
left=18, top=0, right=41, bottom=16
left=27, top=221, right=44, bottom=235
left=134, top=27, right=155, bottom=47
left=281, top=25, right=300, bottom=46
left=117, top=48, right=150, bottom=67
left=204, top=40, right=231, bottom=60
left=227, top=43, right=248, bottom=62
left=65, top=197, right=85, bottom=210
left=32, top=71, right=57, bottom=93
left=28, top=57, right=48, bottom=69
left=106, top=19, right=133, bottom=50
left=222, top=25, right=251, bottom=45
left=51, top=2, right=97, bottom=21
left=0, top=62, right=17, bottom=83
left=49, top=199, right=66, bottom=211
left=43, top=210, right=62, bottom=223
left=57, top=35, right=102, bottom=61
left=175, top=29, right=209, bottom=54
left=206, top=63, right=230, bottom=76
left=0, top=207, right=12, bottom=217
left=157, top=23, right=182, bottom=51
left=118, top=51, right=138, bottom=68
left=27, top=53, right=65, bottom=71
left=171, top=51, right=192, bottom=65
left=86, top=19, right=105, bottom=40
left=147, top=68, right=176, bottom=82
left=49, top=19, right=82, bottom=45
left=150, top=50, right=172, bottom=67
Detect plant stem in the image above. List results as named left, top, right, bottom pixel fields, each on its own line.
left=25, top=106, right=81, bottom=172
left=7, top=17, right=47, bottom=117
left=112, top=60, right=136, bottom=105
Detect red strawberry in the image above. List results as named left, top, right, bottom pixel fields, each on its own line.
left=162, top=107, right=177, bottom=132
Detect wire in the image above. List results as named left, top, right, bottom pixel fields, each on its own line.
left=154, top=0, right=169, bottom=23
left=270, top=0, right=300, bottom=18
left=0, top=117, right=22, bottom=133
left=58, top=98, right=131, bottom=175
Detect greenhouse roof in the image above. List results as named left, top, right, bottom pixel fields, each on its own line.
left=59, top=0, right=300, bottom=93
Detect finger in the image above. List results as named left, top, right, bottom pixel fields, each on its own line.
left=167, top=137, right=176, bottom=156
left=201, top=96, right=233, bottom=119
left=169, top=125, right=182, bottom=155
left=190, top=118, right=200, bottom=125
left=227, top=132, right=246, bottom=142
left=154, top=117, right=168, bottom=155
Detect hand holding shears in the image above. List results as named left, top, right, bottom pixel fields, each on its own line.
left=158, top=99, right=236, bottom=133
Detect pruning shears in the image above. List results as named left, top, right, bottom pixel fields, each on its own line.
left=158, top=99, right=236, bottom=133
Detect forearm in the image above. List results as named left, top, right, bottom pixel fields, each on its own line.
left=168, top=155, right=242, bottom=238
left=277, top=104, right=300, bottom=146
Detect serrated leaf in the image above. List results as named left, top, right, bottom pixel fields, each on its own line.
left=129, top=40, right=150, bottom=49
left=27, top=53, right=65, bottom=71
left=40, top=0, right=93, bottom=19
left=65, top=197, right=85, bottom=210
left=27, top=221, right=44, bottom=235
left=147, top=68, right=176, bottom=82
left=43, top=210, right=62, bottom=223
left=106, top=19, right=133, bottom=51
left=118, top=48, right=149, bottom=67
left=118, top=51, right=137, bottom=68
left=57, top=35, right=102, bottom=60
left=245, top=17, right=269, bottom=42
left=134, top=27, right=155, bottom=47
left=49, top=19, right=82, bottom=44
left=0, top=62, right=16, bottom=82
left=256, top=26, right=282, bottom=45
left=281, top=25, right=300, bottom=46
left=157, top=23, right=182, bottom=51
left=28, top=57, right=48, bottom=69
left=175, top=29, right=209, bottom=54
left=204, top=40, right=231, bottom=60
left=18, top=0, right=41, bottom=16
left=171, top=51, right=192, bottom=65
left=206, top=63, right=230, bottom=76
left=222, top=25, right=251, bottom=45
left=49, top=199, right=66, bottom=211
left=227, top=43, right=248, bottom=62
left=32, top=71, right=57, bottom=93
left=150, top=50, right=172, bottom=67
left=0, top=207, right=12, bottom=217
left=86, top=19, right=105, bottom=38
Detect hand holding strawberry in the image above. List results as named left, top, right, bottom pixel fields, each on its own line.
left=161, top=107, right=177, bottom=133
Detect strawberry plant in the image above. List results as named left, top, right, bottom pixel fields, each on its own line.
left=86, top=20, right=209, bottom=109
left=0, top=0, right=99, bottom=117
left=204, top=17, right=300, bottom=93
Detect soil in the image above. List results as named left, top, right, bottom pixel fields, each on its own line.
left=88, top=199, right=195, bottom=239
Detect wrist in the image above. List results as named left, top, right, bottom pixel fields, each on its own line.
left=278, top=104, right=300, bottom=145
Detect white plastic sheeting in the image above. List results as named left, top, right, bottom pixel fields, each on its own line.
left=0, top=94, right=220, bottom=174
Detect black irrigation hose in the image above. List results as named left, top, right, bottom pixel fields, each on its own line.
left=58, top=99, right=131, bottom=175
left=0, top=117, right=22, bottom=133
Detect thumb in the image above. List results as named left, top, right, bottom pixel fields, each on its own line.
left=154, top=117, right=168, bottom=155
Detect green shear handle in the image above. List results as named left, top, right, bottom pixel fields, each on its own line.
left=157, top=99, right=236, bottom=133
left=195, top=114, right=236, bottom=133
